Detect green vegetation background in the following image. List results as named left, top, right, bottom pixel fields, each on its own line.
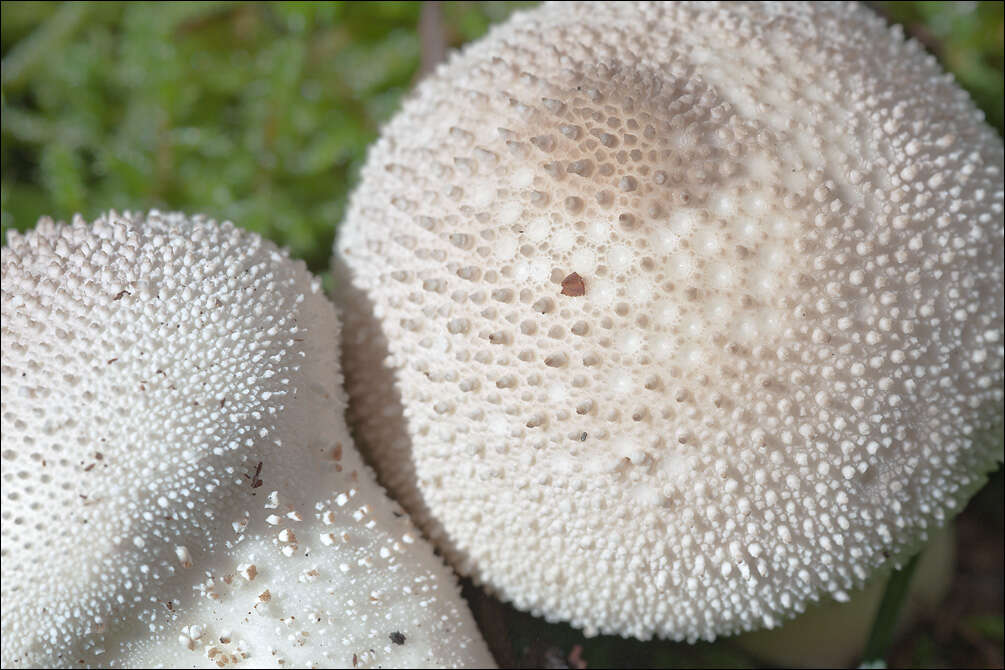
left=2, top=2, right=1003, bottom=668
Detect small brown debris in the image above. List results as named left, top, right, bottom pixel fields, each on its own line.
left=389, top=631, right=406, bottom=645
left=112, top=290, right=130, bottom=301
left=560, top=272, right=586, bottom=297
left=258, top=589, right=271, bottom=602
left=568, top=644, right=587, bottom=669
left=107, top=358, right=118, bottom=365
left=244, top=461, right=264, bottom=489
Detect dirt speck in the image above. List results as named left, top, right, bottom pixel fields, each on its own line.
left=560, top=272, right=585, bottom=297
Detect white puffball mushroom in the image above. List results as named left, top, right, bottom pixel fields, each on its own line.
left=335, top=1, right=1005, bottom=643
left=0, top=211, right=495, bottom=669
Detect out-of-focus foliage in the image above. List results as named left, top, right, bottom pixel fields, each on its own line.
left=2, top=2, right=1002, bottom=272
left=1, top=2, right=532, bottom=271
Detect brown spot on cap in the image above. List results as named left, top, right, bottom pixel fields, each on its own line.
left=560, top=272, right=586, bottom=297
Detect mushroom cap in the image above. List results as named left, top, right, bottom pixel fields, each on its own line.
left=0, top=211, right=494, bottom=668
left=335, top=1, right=1005, bottom=642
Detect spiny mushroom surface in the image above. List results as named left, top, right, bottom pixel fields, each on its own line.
left=0, top=211, right=495, bottom=668
left=335, top=1, right=1005, bottom=642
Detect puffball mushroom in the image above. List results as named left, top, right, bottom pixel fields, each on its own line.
left=336, top=0, right=1005, bottom=643
left=0, top=211, right=495, bottom=669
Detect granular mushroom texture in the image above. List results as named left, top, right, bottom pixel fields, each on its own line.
left=335, top=1, right=1005, bottom=642
left=0, top=211, right=495, bottom=668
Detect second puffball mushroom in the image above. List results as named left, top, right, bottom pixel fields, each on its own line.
left=0, top=211, right=494, bottom=668
left=336, top=1, right=1005, bottom=643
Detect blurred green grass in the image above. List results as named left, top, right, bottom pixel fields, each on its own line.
left=2, top=3, right=1003, bottom=668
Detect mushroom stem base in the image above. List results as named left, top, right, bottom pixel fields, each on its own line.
left=731, top=524, right=955, bottom=668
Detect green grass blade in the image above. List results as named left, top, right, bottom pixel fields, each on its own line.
left=860, top=552, right=922, bottom=667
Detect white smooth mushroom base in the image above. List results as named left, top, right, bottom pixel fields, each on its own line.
left=336, top=1, right=1005, bottom=642
left=0, top=212, right=495, bottom=668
